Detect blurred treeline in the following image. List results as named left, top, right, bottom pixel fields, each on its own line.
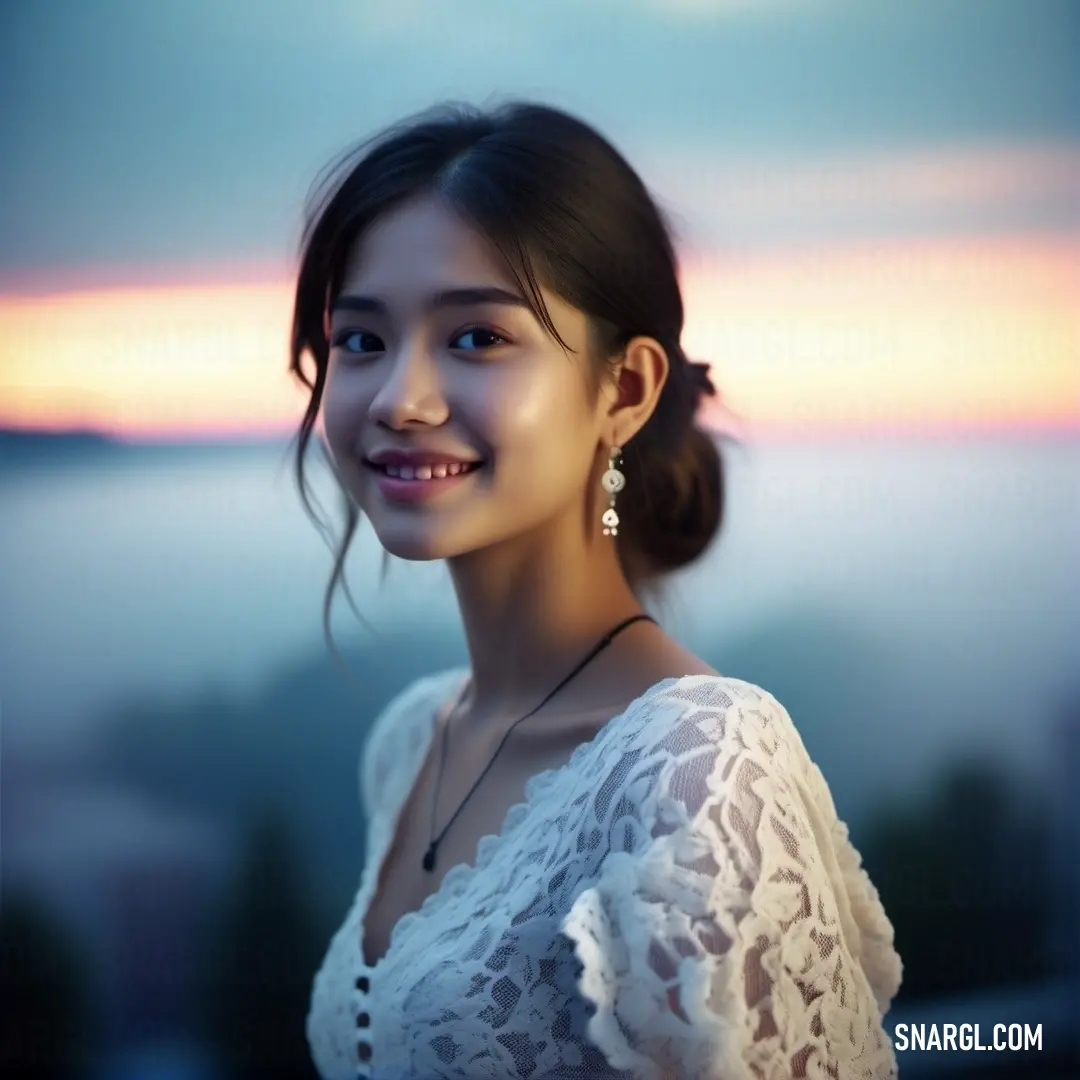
left=3, top=628, right=1077, bottom=1079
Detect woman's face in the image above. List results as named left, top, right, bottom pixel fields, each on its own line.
left=321, top=195, right=607, bottom=562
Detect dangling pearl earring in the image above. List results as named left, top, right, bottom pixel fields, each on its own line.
left=601, top=445, right=626, bottom=536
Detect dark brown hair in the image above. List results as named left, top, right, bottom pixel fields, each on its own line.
left=289, top=100, right=730, bottom=640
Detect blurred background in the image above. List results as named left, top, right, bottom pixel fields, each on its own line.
left=1, top=1, right=1077, bottom=1078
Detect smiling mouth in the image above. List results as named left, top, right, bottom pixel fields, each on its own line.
left=365, top=461, right=483, bottom=481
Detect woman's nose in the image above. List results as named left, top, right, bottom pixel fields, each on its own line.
left=368, top=341, right=450, bottom=429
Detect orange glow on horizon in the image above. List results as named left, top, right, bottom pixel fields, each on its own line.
left=0, top=281, right=307, bottom=440
left=680, top=234, right=1079, bottom=437
left=1, top=234, right=1077, bottom=441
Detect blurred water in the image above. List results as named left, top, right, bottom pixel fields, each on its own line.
left=1, top=436, right=1076, bottom=795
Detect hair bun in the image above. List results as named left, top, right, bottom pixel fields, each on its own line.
left=689, top=361, right=717, bottom=399
left=619, top=424, right=724, bottom=580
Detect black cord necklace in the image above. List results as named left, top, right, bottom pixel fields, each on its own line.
left=422, top=612, right=656, bottom=872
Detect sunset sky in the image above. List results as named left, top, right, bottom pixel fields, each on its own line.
left=1, top=0, right=1076, bottom=440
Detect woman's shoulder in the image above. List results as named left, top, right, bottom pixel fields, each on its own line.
left=359, top=666, right=468, bottom=814
left=617, top=671, right=812, bottom=771
left=639, top=670, right=785, bottom=711
left=584, top=671, right=842, bottom=848
left=371, top=666, right=467, bottom=728
left=557, top=672, right=819, bottom=832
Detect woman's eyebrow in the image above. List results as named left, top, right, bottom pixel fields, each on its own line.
left=331, top=286, right=530, bottom=316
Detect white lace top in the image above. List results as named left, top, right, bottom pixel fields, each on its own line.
left=307, top=670, right=902, bottom=1080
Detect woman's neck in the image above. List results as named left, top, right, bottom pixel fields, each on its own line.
left=446, top=517, right=647, bottom=724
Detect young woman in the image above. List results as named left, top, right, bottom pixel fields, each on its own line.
left=297, top=101, right=901, bottom=1080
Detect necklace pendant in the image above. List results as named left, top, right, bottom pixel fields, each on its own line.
left=422, top=842, right=437, bottom=872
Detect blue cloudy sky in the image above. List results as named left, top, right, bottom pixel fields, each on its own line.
left=1, top=0, right=1076, bottom=285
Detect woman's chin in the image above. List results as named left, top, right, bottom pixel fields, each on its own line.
left=370, top=523, right=466, bottom=563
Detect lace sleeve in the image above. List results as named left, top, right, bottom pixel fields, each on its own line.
left=561, top=679, right=901, bottom=1080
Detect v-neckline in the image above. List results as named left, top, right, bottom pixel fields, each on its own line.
left=355, top=670, right=693, bottom=973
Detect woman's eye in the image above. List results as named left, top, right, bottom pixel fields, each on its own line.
left=332, top=327, right=507, bottom=355
left=451, top=328, right=507, bottom=351
left=333, top=330, right=384, bottom=354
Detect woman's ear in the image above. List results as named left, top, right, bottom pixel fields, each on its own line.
left=602, top=335, right=670, bottom=445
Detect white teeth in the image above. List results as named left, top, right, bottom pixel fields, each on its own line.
left=377, top=461, right=479, bottom=479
